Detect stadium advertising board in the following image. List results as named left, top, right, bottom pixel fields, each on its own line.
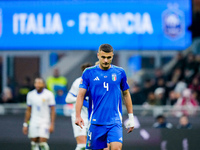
left=0, top=115, right=199, bottom=150
left=0, top=0, right=191, bottom=50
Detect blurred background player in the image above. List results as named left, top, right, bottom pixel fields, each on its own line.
left=75, top=44, right=134, bottom=150
left=65, top=63, right=92, bottom=150
left=22, top=78, right=56, bottom=150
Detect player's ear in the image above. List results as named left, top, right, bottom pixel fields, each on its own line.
left=97, top=52, right=100, bottom=59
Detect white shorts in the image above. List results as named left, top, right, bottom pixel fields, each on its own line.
left=71, top=116, right=88, bottom=138
left=28, top=124, right=50, bottom=139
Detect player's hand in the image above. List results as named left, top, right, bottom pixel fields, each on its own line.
left=22, top=126, right=28, bottom=135
left=126, top=126, right=134, bottom=133
left=49, top=124, right=54, bottom=133
left=125, top=119, right=134, bottom=133
left=75, top=116, right=84, bottom=129
left=125, top=113, right=135, bottom=133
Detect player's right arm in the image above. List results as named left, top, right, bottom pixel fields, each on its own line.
left=49, top=92, right=56, bottom=133
left=22, top=106, right=31, bottom=135
left=22, top=92, right=32, bottom=135
left=75, top=69, right=89, bottom=128
left=75, top=88, right=87, bottom=129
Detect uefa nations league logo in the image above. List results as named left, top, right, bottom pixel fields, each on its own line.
left=0, top=9, right=2, bottom=37
left=162, top=3, right=185, bottom=39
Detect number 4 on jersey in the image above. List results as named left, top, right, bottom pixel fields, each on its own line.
left=104, top=82, right=109, bottom=91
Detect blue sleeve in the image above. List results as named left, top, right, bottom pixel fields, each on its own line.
left=79, top=69, right=89, bottom=89
left=120, top=70, right=129, bottom=91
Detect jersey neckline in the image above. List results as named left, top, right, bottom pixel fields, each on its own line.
left=35, top=88, right=45, bottom=94
left=96, top=64, right=113, bottom=71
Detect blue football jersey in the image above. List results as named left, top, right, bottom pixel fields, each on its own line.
left=79, top=65, right=129, bottom=125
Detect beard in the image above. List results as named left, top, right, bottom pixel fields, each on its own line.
left=100, top=62, right=110, bottom=70
left=36, top=87, right=44, bottom=93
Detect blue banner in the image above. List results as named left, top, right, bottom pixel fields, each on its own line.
left=0, top=0, right=192, bottom=50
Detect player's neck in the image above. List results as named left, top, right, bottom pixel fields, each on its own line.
left=37, top=88, right=44, bottom=94
left=99, top=64, right=111, bottom=70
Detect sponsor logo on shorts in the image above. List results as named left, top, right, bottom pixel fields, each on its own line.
left=119, top=137, right=123, bottom=141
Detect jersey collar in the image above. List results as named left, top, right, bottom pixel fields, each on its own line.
left=97, top=64, right=113, bottom=71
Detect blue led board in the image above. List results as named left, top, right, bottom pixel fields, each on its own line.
left=0, top=0, right=192, bottom=50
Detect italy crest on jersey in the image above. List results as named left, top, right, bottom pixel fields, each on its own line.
left=112, top=74, right=117, bottom=81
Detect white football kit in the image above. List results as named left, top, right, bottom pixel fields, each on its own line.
left=66, top=77, right=88, bottom=138
left=27, top=89, right=55, bottom=139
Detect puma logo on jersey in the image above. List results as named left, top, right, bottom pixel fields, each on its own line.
left=94, top=77, right=100, bottom=81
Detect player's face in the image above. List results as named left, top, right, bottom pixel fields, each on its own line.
left=34, top=79, right=45, bottom=92
left=97, top=50, right=114, bottom=70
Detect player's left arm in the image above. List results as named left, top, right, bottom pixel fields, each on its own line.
left=122, top=89, right=133, bottom=114
left=122, top=89, right=134, bottom=133
left=49, top=92, right=56, bottom=133
left=49, top=106, right=56, bottom=133
left=120, top=69, right=134, bottom=133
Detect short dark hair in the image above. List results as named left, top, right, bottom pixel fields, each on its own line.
left=34, top=77, right=45, bottom=84
left=99, top=44, right=113, bottom=53
left=156, top=115, right=165, bottom=120
left=81, top=63, right=92, bottom=72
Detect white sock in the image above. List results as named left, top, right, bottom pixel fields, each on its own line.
left=75, top=144, right=86, bottom=150
left=31, top=141, right=39, bottom=150
left=39, top=142, right=50, bottom=150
